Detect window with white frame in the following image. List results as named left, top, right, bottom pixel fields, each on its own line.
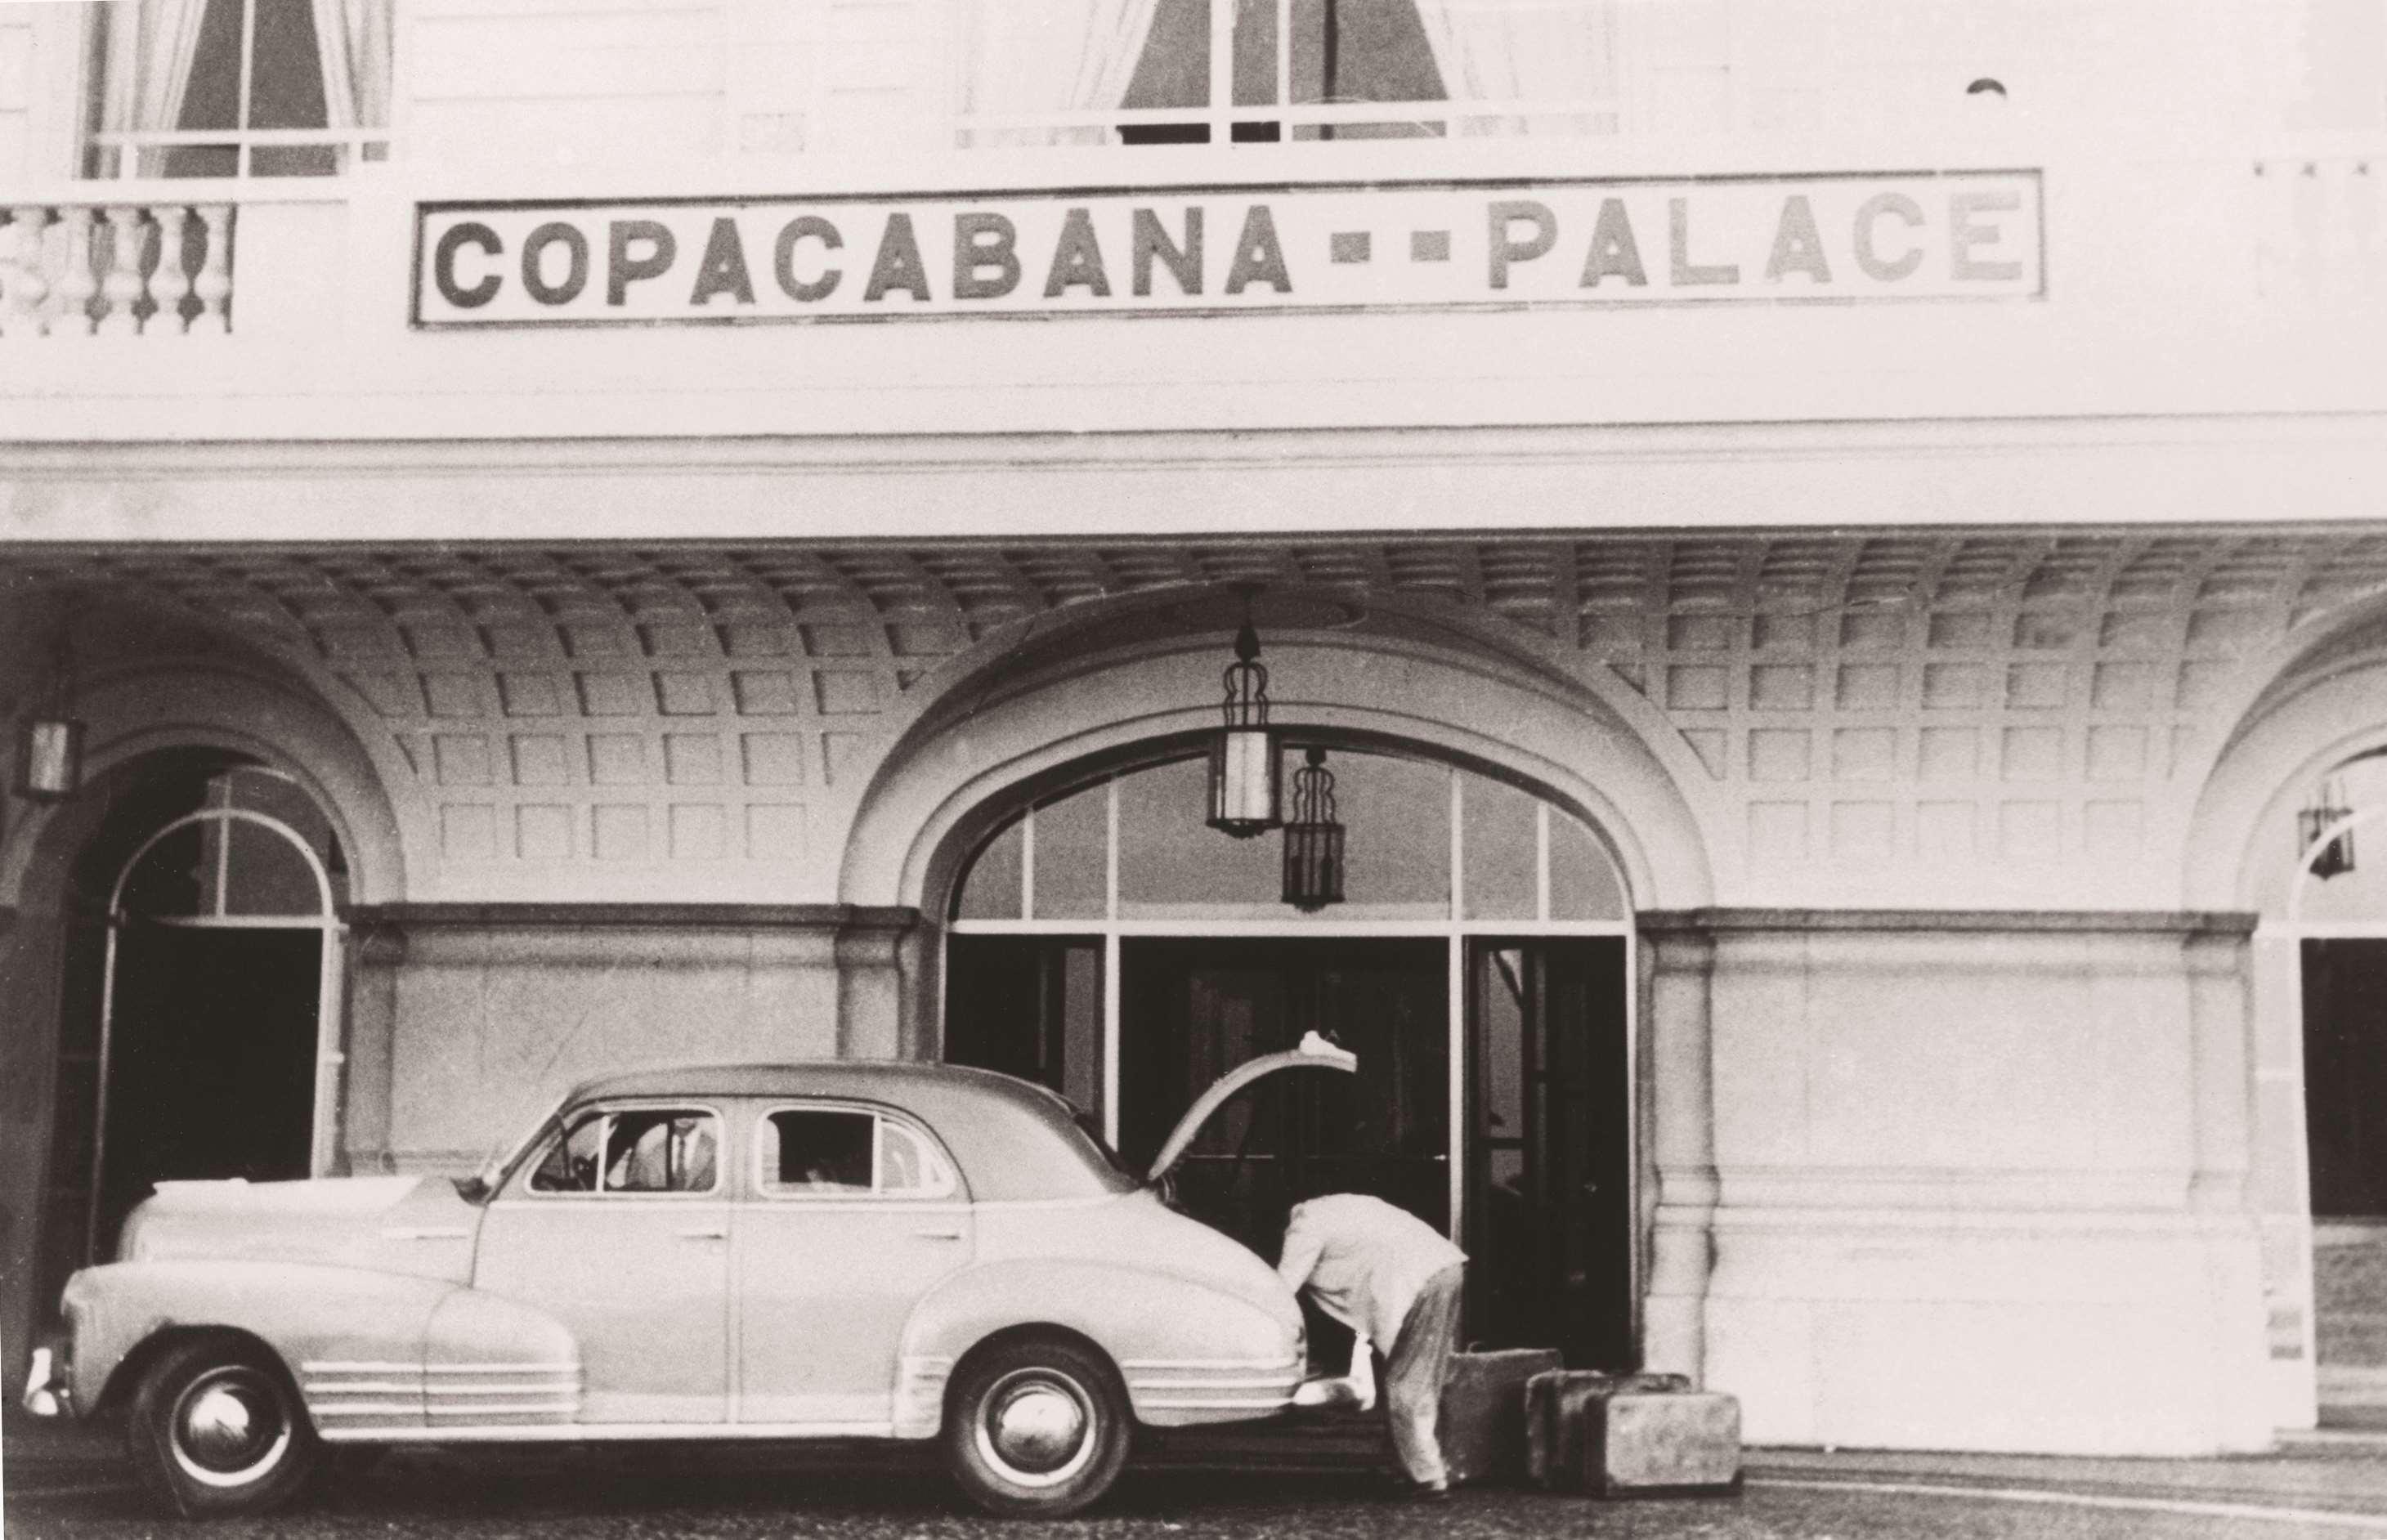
left=758, top=1108, right=961, bottom=1199
left=956, top=0, right=1623, bottom=148
left=85, top=0, right=391, bottom=178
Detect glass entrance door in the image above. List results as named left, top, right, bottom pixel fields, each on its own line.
left=1466, top=937, right=1633, bottom=1368
left=1117, top=938, right=1448, bottom=1259
left=942, top=748, right=1639, bottom=1367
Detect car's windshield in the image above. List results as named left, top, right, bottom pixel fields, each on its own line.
left=460, top=1104, right=566, bottom=1202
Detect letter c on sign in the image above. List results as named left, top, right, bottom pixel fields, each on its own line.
left=774, top=216, right=843, bottom=303
left=1853, top=193, right=1923, bottom=283
left=432, top=221, right=503, bottom=309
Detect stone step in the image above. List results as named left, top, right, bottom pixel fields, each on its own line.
left=2319, top=1366, right=2387, bottom=1406
left=2317, top=1313, right=2387, bottom=1368
left=2313, top=1226, right=2387, bottom=1320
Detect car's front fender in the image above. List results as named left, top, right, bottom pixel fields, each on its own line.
left=895, top=1257, right=1303, bottom=1435
left=65, top=1260, right=457, bottom=1414
left=62, top=1262, right=580, bottom=1437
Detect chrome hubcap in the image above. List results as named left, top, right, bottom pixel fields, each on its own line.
left=976, top=1368, right=1095, bottom=1487
left=170, top=1368, right=292, bottom=1487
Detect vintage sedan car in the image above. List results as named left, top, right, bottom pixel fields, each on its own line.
left=23, top=1042, right=1355, bottom=1519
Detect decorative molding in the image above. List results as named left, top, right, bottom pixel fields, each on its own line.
left=3, top=418, right=2387, bottom=481
left=1638, top=906, right=2259, bottom=936
left=345, top=902, right=917, bottom=931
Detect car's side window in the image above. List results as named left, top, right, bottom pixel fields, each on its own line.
left=878, top=1120, right=958, bottom=1199
left=761, top=1109, right=876, bottom=1195
left=605, top=1109, right=720, bottom=1194
left=758, top=1107, right=959, bottom=1200
left=529, top=1112, right=606, bottom=1193
left=525, top=1107, right=721, bottom=1196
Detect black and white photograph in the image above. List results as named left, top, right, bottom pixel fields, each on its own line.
left=2, top=0, right=2386, bottom=1533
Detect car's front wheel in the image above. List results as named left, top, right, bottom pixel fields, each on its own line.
left=943, top=1336, right=1131, bottom=1517
left=128, top=1337, right=319, bottom=1518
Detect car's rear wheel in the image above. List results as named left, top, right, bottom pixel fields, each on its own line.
left=943, top=1336, right=1131, bottom=1517
left=128, top=1337, right=319, bottom=1518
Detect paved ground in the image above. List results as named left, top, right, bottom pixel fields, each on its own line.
left=10, top=1421, right=2387, bottom=1538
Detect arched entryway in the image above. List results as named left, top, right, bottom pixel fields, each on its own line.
left=29, top=754, right=346, bottom=1319
left=2285, top=751, right=2387, bottom=1427
left=938, top=742, right=1638, bottom=1370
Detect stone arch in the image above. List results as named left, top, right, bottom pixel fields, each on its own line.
left=2177, top=598, right=2387, bottom=1435
left=0, top=594, right=416, bottom=914
left=840, top=602, right=1719, bottom=916
left=2184, top=599, right=2387, bottom=915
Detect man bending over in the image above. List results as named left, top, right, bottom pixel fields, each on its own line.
left=1276, top=1193, right=1468, bottom=1497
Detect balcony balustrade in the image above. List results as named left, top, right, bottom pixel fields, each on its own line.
left=0, top=201, right=234, bottom=340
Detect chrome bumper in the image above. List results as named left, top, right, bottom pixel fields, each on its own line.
left=21, top=1341, right=75, bottom=1419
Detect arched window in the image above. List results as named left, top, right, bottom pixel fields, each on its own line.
left=953, top=749, right=1625, bottom=924
left=2291, top=751, right=2387, bottom=929
left=85, top=763, right=347, bottom=1260
left=2290, top=750, right=2387, bottom=1228
left=114, top=764, right=346, bottom=922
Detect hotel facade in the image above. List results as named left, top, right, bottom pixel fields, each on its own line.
left=4, top=0, right=2387, bottom=1456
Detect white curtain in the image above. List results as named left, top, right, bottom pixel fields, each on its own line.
left=97, top=0, right=213, bottom=169
left=311, top=0, right=393, bottom=133
left=1413, top=0, right=1614, bottom=136
left=961, top=0, right=1163, bottom=146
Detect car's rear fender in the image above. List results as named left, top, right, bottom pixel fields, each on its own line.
left=895, top=1257, right=1303, bottom=1436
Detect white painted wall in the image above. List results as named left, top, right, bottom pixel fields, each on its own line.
left=1670, top=921, right=2274, bottom=1455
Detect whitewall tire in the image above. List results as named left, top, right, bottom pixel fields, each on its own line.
left=128, top=1338, right=319, bottom=1518
left=943, top=1336, right=1131, bottom=1517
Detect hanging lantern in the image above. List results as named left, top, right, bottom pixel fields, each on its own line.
left=15, top=627, right=85, bottom=802
left=1282, top=747, right=1346, bottom=912
left=1206, top=616, right=1280, bottom=838
left=2300, top=778, right=2356, bottom=880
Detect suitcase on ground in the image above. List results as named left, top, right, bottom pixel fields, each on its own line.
left=1525, top=1369, right=1740, bottom=1495
left=1525, top=1371, right=1688, bottom=1488
left=1435, top=1347, right=1562, bottom=1486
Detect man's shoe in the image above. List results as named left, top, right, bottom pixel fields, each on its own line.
left=1408, top=1482, right=1453, bottom=1502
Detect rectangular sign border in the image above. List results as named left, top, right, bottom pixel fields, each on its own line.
left=407, top=168, right=2048, bottom=331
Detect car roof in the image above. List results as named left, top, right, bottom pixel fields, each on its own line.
left=573, top=1059, right=1047, bottom=1105
left=559, top=1061, right=1137, bottom=1202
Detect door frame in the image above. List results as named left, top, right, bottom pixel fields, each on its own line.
left=93, top=804, right=347, bottom=1260
left=941, top=768, right=1637, bottom=1260
left=2268, top=802, right=2387, bottom=1397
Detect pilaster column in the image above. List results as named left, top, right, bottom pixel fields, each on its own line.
left=1638, top=912, right=1718, bottom=1382
left=835, top=907, right=922, bottom=1059
left=340, top=916, right=405, bottom=1175
left=2184, top=923, right=2255, bottom=1214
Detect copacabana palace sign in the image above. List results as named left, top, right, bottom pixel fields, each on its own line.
left=413, top=171, right=2042, bottom=327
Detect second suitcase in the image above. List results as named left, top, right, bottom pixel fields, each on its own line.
left=1525, top=1371, right=1689, bottom=1489
left=1526, top=1369, right=1739, bottom=1495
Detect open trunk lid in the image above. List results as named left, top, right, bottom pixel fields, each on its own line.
left=1144, top=1031, right=1358, bottom=1183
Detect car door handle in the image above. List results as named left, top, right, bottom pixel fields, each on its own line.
left=382, top=1226, right=471, bottom=1241
left=675, top=1225, right=728, bottom=1241
left=909, top=1227, right=965, bottom=1241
